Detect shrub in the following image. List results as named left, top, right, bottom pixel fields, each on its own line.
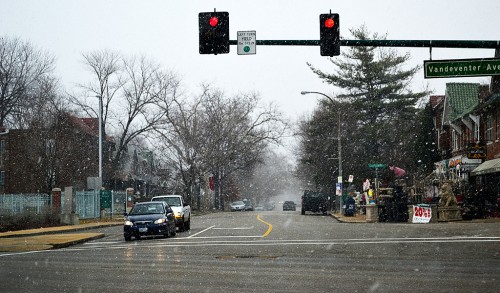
left=0, top=207, right=61, bottom=232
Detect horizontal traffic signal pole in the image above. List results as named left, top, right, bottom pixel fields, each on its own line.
left=228, top=39, right=500, bottom=49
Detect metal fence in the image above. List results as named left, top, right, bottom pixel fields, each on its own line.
left=0, top=190, right=128, bottom=219
left=0, top=193, right=51, bottom=215
left=64, top=190, right=127, bottom=219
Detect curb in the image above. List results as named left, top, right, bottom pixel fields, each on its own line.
left=0, top=222, right=122, bottom=239
left=329, top=212, right=366, bottom=223
left=51, top=233, right=106, bottom=249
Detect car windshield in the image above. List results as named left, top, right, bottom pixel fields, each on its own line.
left=2, top=2, right=499, bottom=293
left=129, top=203, right=164, bottom=215
left=153, top=196, right=181, bottom=207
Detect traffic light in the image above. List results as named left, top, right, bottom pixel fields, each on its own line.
left=199, top=11, right=230, bottom=55
left=320, top=13, right=340, bottom=56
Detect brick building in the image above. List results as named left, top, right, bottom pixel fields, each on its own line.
left=0, top=113, right=112, bottom=194
left=430, top=82, right=500, bottom=217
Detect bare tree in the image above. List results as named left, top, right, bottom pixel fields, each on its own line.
left=75, top=50, right=180, bottom=185
left=154, top=85, right=288, bottom=209
left=0, top=36, right=55, bottom=127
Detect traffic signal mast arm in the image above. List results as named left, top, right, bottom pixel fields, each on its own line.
left=228, top=39, right=500, bottom=49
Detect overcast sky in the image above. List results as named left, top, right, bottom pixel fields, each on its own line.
left=2, top=0, right=499, bottom=124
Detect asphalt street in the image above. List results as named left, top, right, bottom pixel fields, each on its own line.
left=1, top=211, right=499, bottom=292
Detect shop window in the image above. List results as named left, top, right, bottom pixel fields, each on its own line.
left=496, top=112, right=500, bottom=141
left=0, top=140, right=4, bottom=167
left=452, top=129, right=459, bottom=151
left=486, top=115, right=493, bottom=142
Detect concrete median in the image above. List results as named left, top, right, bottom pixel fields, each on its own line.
left=0, top=222, right=121, bottom=252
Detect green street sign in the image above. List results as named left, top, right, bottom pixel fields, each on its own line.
left=424, top=58, right=500, bottom=78
left=368, top=163, right=387, bottom=169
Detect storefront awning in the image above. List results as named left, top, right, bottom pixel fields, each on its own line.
left=471, top=158, right=500, bottom=176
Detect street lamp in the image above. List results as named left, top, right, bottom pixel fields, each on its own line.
left=301, top=91, right=342, bottom=212
left=97, top=95, right=103, bottom=181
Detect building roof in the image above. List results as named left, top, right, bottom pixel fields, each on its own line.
left=68, top=115, right=99, bottom=137
left=443, top=83, right=479, bottom=123
left=475, top=93, right=500, bottom=113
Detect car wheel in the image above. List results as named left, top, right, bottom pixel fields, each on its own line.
left=135, top=235, right=141, bottom=240
left=179, top=217, right=186, bottom=232
left=124, top=235, right=132, bottom=241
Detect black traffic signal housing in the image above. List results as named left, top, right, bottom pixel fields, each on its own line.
left=320, top=13, right=340, bottom=56
left=199, top=11, right=230, bottom=55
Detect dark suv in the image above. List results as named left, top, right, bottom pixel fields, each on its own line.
left=283, top=201, right=296, bottom=211
left=301, top=190, right=329, bottom=215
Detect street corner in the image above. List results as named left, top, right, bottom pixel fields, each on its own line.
left=0, top=233, right=105, bottom=252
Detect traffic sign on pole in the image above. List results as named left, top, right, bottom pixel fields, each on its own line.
left=424, top=58, right=500, bottom=78
left=237, top=31, right=256, bottom=55
left=368, top=163, right=387, bottom=169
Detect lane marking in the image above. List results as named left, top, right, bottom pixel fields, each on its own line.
left=61, top=238, right=500, bottom=251
left=212, top=226, right=255, bottom=230
left=84, top=241, right=122, bottom=245
left=257, top=214, right=273, bottom=237
left=3, top=236, right=499, bottom=256
left=187, top=225, right=215, bottom=238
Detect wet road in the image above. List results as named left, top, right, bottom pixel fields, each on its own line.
left=1, top=211, right=499, bottom=292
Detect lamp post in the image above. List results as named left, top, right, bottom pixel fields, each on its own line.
left=98, top=95, right=103, bottom=182
left=301, top=91, right=342, bottom=212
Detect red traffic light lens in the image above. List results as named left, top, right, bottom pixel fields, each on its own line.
left=209, top=16, right=219, bottom=27
left=324, top=18, right=335, bottom=28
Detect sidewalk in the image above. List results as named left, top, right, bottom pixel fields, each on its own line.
left=0, top=221, right=122, bottom=253
left=330, top=211, right=500, bottom=224
left=330, top=212, right=367, bottom=223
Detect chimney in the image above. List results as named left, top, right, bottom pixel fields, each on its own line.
left=478, top=85, right=490, bottom=102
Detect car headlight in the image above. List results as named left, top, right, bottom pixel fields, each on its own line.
left=154, top=218, right=167, bottom=224
left=174, top=212, right=182, bottom=218
left=124, top=220, right=133, bottom=226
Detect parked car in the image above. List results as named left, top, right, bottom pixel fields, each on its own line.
left=244, top=200, right=254, bottom=211
left=230, top=201, right=246, bottom=211
left=254, top=205, right=265, bottom=211
left=123, top=201, right=176, bottom=241
left=264, top=202, right=276, bottom=211
left=301, top=190, right=329, bottom=215
left=283, top=201, right=296, bottom=211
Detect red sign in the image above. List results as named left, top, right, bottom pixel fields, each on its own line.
left=413, top=205, right=432, bottom=223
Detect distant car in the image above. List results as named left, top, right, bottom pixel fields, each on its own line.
left=230, top=201, right=246, bottom=211
left=123, top=201, right=176, bottom=241
left=265, top=202, right=275, bottom=211
left=283, top=201, right=296, bottom=211
left=244, top=201, right=254, bottom=211
left=254, top=205, right=265, bottom=211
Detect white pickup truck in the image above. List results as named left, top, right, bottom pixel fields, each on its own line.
left=151, top=195, right=191, bottom=231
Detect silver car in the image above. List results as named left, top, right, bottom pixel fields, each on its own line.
left=230, top=201, right=246, bottom=211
